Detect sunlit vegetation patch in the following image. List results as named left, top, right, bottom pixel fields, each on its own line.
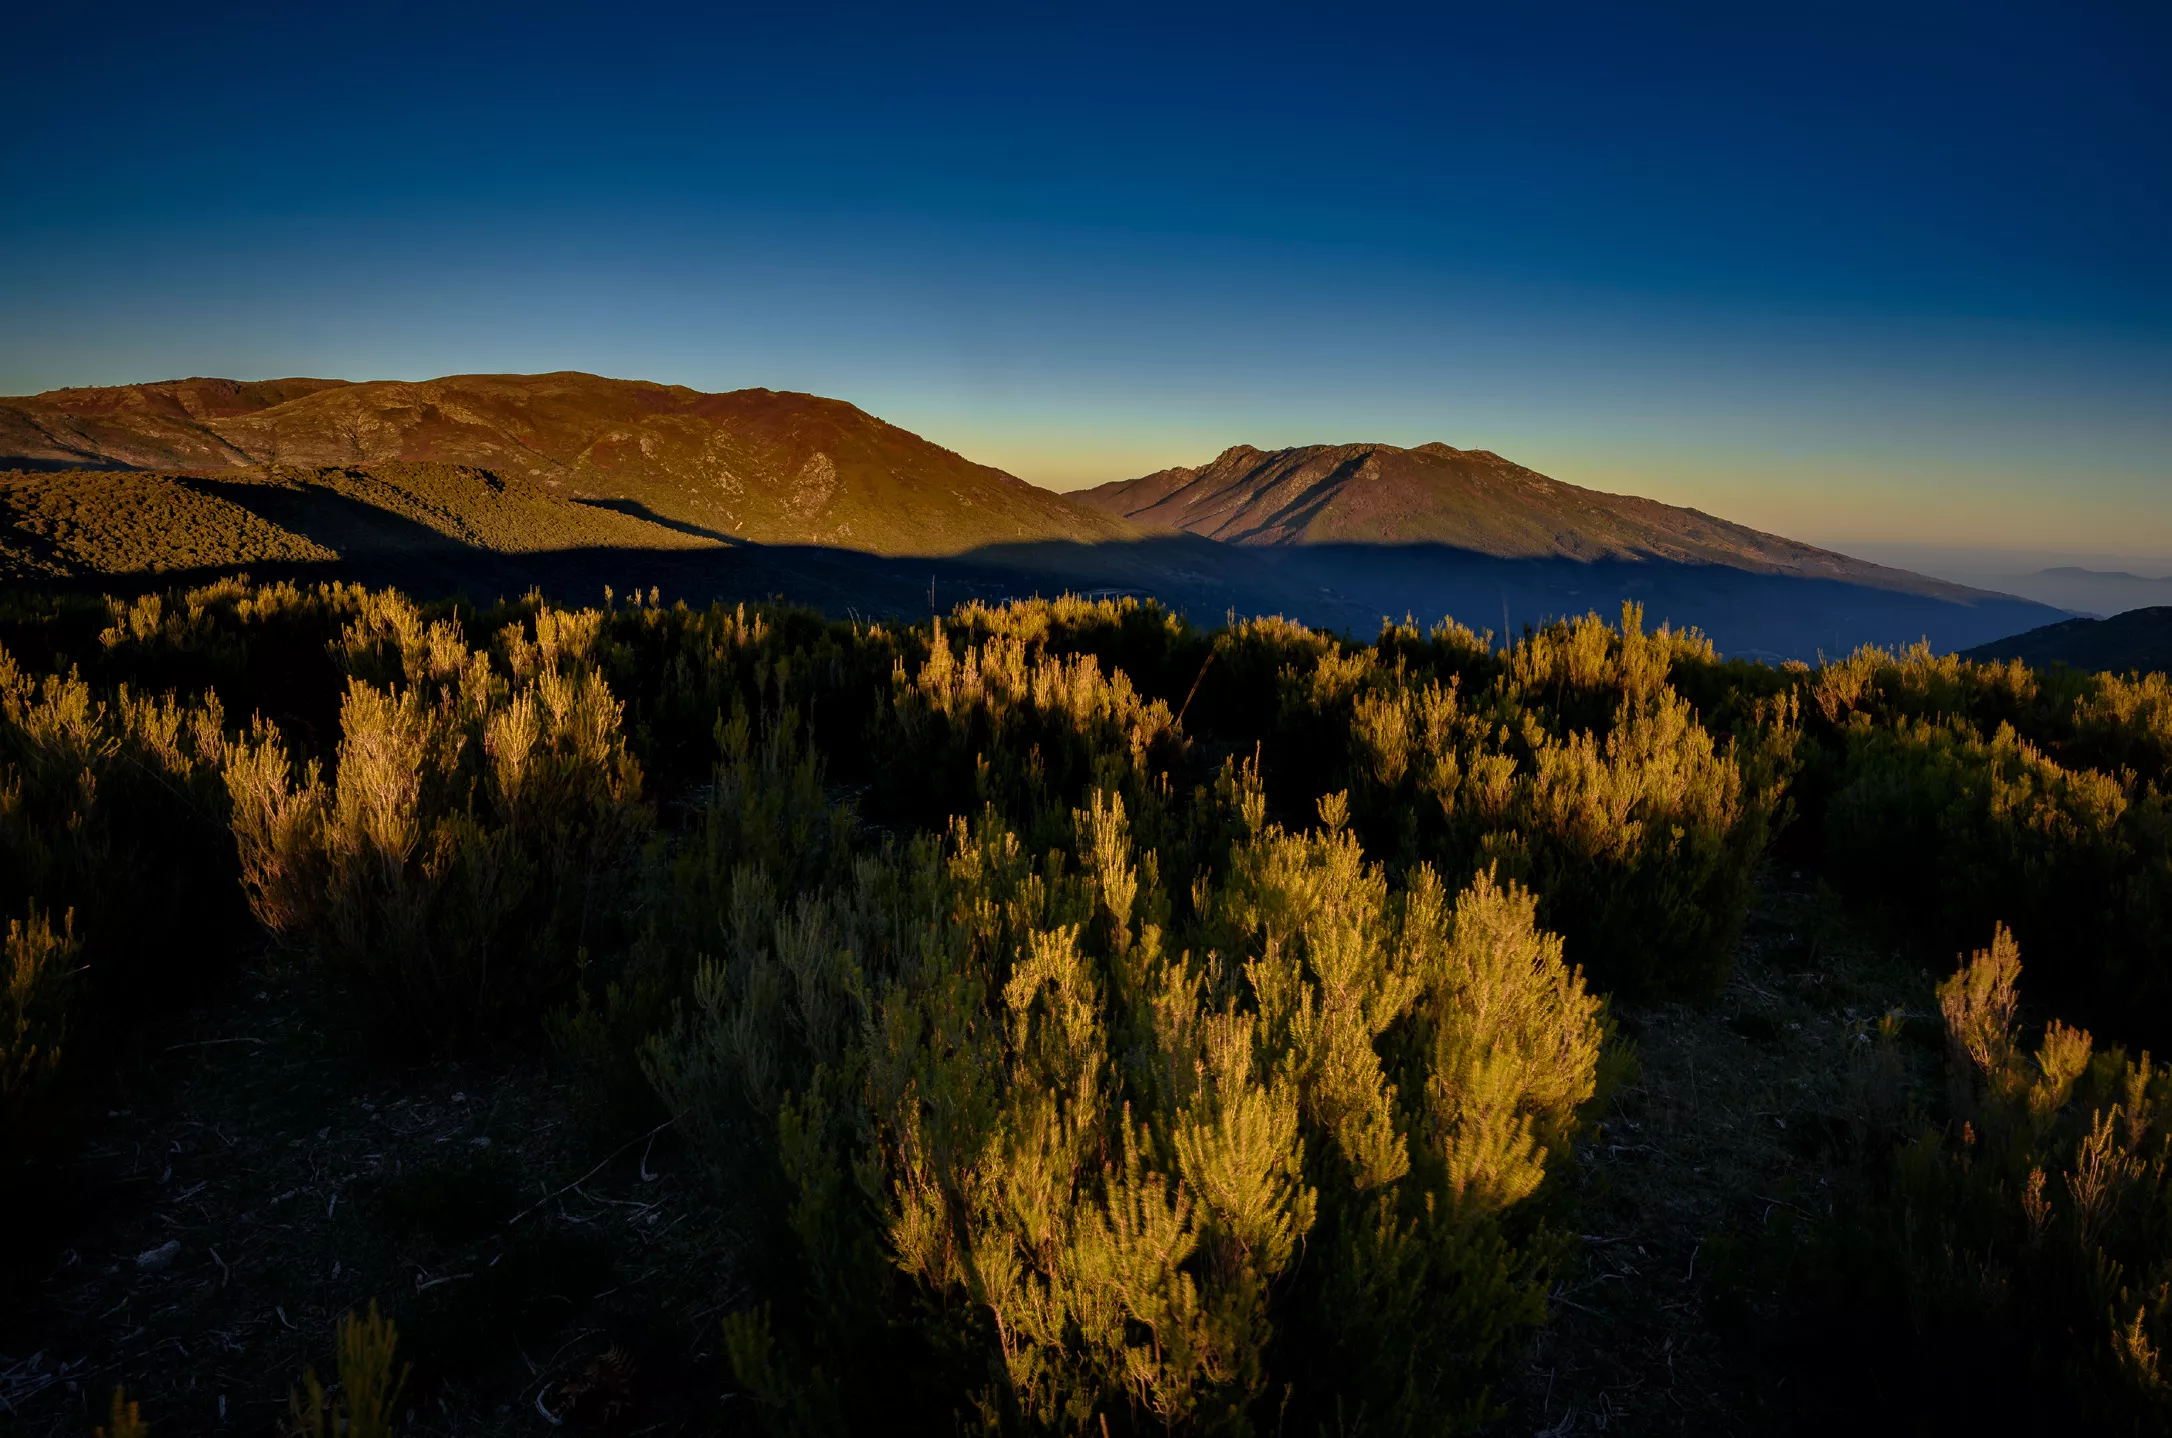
left=0, top=467, right=336, bottom=578
left=5, top=577, right=2171, bottom=1431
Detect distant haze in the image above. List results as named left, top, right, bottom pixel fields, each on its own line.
left=1836, top=543, right=2172, bottom=617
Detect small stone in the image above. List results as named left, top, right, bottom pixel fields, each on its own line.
left=137, top=1240, right=180, bottom=1271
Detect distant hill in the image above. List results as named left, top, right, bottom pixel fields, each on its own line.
left=1076, top=441, right=1994, bottom=597
left=1071, top=441, right=2063, bottom=657
left=1962, top=607, right=2172, bottom=675
left=0, top=373, right=1132, bottom=556
left=0, top=374, right=2073, bottom=658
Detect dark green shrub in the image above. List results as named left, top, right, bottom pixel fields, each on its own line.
left=1740, top=929, right=2172, bottom=1433
left=226, top=596, right=651, bottom=1049
left=1822, top=714, right=2171, bottom=1041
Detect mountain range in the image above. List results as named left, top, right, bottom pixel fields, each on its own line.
left=0, top=371, right=2071, bottom=661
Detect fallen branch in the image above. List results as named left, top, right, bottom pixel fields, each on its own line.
left=507, top=1119, right=674, bottom=1228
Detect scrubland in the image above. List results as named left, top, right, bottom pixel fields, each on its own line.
left=4, top=582, right=2170, bottom=1434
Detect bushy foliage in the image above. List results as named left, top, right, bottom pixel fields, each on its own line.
left=1819, top=708, right=2172, bottom=1041
left=1200, top=605, right=1793, bottom=996
left=290, top=1302, right=411, bottom=1438
left=1749, top=930, right=2172, bottom=1432
left=646, top=708, right=1605, bottom=1432
left=15, top=571, right=2172, bottom=1429
left=227, top=594, right=650, bottom=1048
left=1, top=903, right=76, bottom=1138
left=0, top=633, right=243, bottom=1173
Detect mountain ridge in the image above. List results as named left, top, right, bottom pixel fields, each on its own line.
left=0, top=372, right=1134, bottom=556
left=1073, top=438, right=1994, bottom=603
left=0, top=372, right=2071, bottom=658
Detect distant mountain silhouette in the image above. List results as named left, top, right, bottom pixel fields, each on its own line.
left=0, top=373, right=2073, bottom=659
left=0, top=372, right=1133, bottom=555
left=1994, top=567, right=2172, bottom=618
left=1963, top=607, right=2172, bottom=675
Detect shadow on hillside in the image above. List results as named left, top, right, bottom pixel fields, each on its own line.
left=571, top=497, right=739, bottom=544
left=953, top=537, right=2069, bottom=659
left=1, top=504, right=2072, bottom=658
left=1, top=456, right=149, bottom=473
left=1964, top=606, right=2172, bottom=673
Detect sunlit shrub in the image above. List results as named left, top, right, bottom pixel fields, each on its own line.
left=227, top=604, right=650, bottom=1048
left=1, top=902, right=76, bottom=1143
left=649, top=755, right=1604, bottom=1434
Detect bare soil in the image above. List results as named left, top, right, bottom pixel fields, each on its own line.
left=1509, top=870, right=1936, bottom=1435
left=0, top=966, right=738, bottom=1437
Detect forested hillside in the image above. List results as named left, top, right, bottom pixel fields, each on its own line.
left=3, top=580, right=2168, bottom=1434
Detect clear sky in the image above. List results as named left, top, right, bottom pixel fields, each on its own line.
left=4, top=2, right=2167, bottom=557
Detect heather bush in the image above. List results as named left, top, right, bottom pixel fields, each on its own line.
left=1747, top=929, right=2172, bottom=1431
left=2073, top=668, right=2172, bottom=786
left=647, top=745, right=1605, bottom=1433
left=1, top=903, right=76, bottom=1143
left=0, top=644, right=241, bottom=1016
left=1821, top=714, right=2172, bottom=1039
left=1199, top=605, right=1793, bottom=996
left=226, top=600, right=650, bottom=1048
left=874, top=618, right=1191, bottom=845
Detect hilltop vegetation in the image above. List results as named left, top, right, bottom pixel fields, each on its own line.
left=0, top=374, right=1134, bottom=554
left=3, top=574, right=2170, bottom=1433
left=0, top=463, right=714, bottom=585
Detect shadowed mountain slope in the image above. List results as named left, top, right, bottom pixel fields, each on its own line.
left=0, top=372, right=1134, bottom=555
left=1963, top=607, right=2172, bottom=674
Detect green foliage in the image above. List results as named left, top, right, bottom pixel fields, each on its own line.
left=1821, top=711, right=2171, bottom=1038
left=1206, top=604, right=1794, bottom=996
left=1, top=903, right=75, bottom=1134
left=15, top=572, right=2170, bottom=1429
left=1747, top=930, right=2172, bottom=1431
left=94, top=1386, right=149, bottom=1438
left=0, top=641, right=241, bottom=1009
left=226, top=594, right=651, bottom=1048
left=646, top=716, right=1605, bottom=1433
left=290, top=1302, right=410, bottom=1438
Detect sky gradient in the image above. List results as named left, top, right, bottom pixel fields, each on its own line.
left=4, top=2, right=2167, bottom=559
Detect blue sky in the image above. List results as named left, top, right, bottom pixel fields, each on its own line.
left=4, top=2, right=2166, bottom=556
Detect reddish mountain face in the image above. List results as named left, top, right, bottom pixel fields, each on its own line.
left=1075, top=440, right=1950, bottom=592
left=0, top=372, right=1132, bottom=555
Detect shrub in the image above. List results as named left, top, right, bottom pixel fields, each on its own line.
left=1748, top=928, right=2172, bottom=1431
left=1822, top=714, right=2172, bottom=1042
left=1, top=903, right=76, bottom=1144
left=226, top=602, right=650, bottom=1048
left=1221, top=605, right=1794, bottom=996
left=648, top=757, right=1604, bottom=1434
left=290, top=1302, right=410, bottom=1438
